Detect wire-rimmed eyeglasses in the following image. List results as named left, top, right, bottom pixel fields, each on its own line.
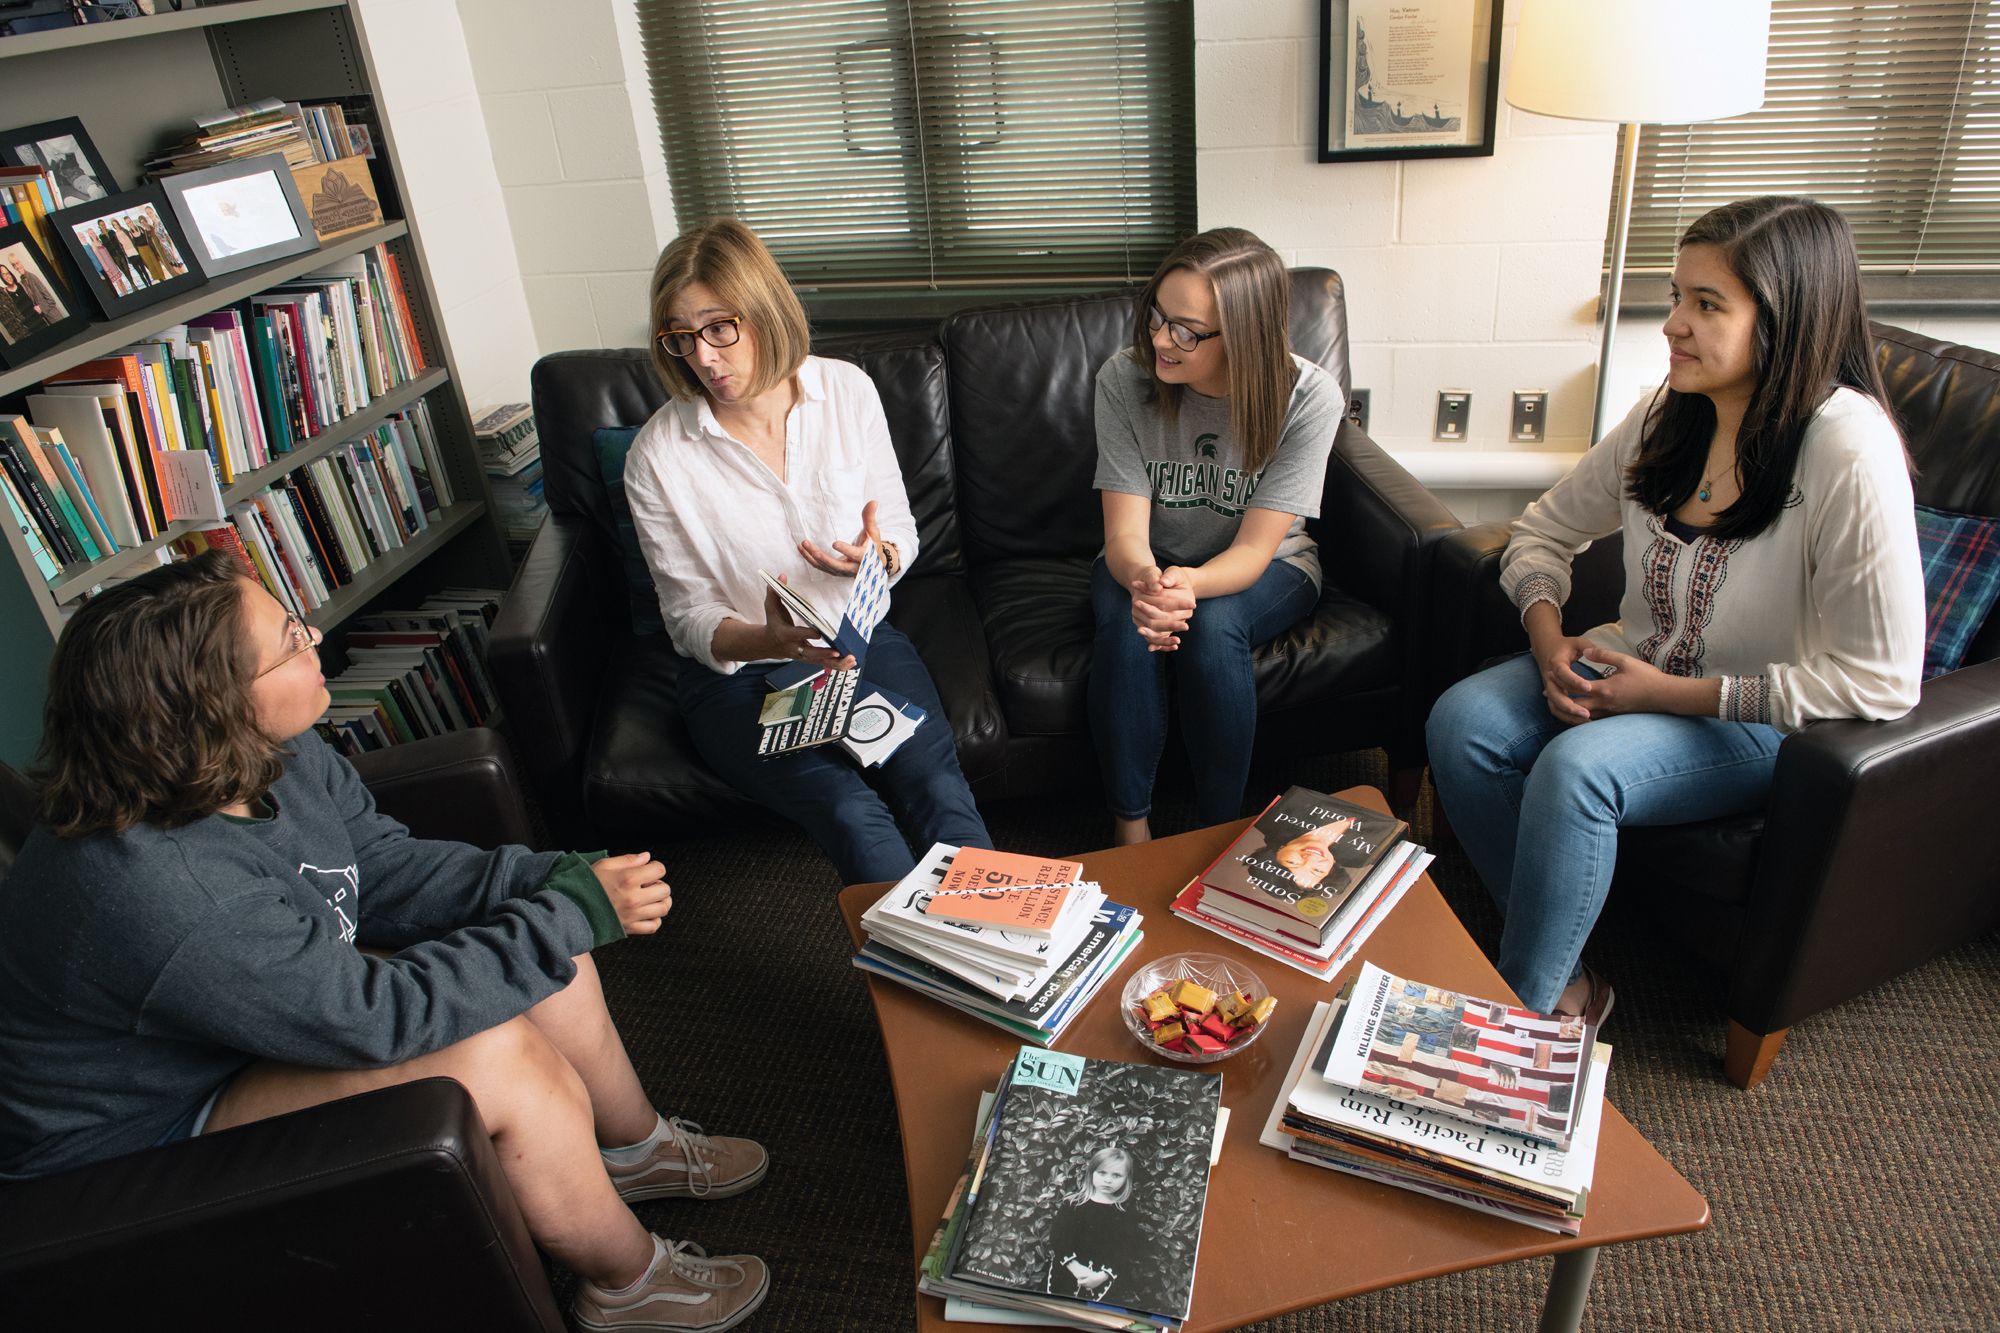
left=1149, top=305, right=1223, bottom=354
left=256, top=614, right=323, bottom=679
left=656, top=317, right=743, bottom=358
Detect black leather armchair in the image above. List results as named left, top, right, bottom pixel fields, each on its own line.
left=491, top=271, right=1461, bottom=849
left=0, top=729, right=564, bottom=1330
left=1427, top=324, right=2000, bottom=1089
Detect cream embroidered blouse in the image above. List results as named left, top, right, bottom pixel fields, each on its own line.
left=1500, top=387, right=1925, bottom=733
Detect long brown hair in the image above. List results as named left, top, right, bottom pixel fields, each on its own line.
left=1128, top=228, right=1296, bottom=474
left=647, top=217, right=811, bottom=404
left=32, top=550, right=285, bottom=837
left=1625, top=196, right=1894, bottom=540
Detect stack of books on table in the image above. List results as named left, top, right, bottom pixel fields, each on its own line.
left=1171, top=786, right=1434, bottom=979
left=919, top=1046, right=1222, bottom=1332
left=853, top=843, right=1143, bottom=1047
left=1259, top=961, right=1610, bottom=1235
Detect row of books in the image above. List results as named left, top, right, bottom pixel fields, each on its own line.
left=474, top=403, right=547, bottom=541
left=919, top=1046, right=1221, bottom=1331
left=162, top=406, right=448, bottom=618
left=854, top=844, right=1143, bottom=1047
left=1171, top=786, right=1434, bottom=979
left=314, top=590, right=507, bottom=756
left=1259, top=962, right=1609, bottom=1235
left=0, top=244, right=432, bottom=577
left=148, top=96, right=370, bottom=176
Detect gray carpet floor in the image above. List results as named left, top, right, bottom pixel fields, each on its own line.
left=576, top=749, right=2000, bottom=1332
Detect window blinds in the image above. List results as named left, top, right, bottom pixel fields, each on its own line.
left=1612, top=0, right=1998, bottom=272
left=636, top=0, right=1196, bottom=288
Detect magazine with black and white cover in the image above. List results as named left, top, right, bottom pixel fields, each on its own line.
left=939, top=1048, right=1221, bottom=1325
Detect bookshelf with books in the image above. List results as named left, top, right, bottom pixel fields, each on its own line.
left=0, top=1, right=509, bottom=768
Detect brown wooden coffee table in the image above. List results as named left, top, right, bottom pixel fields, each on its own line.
left=837, top=789, right=1709, bottom=1333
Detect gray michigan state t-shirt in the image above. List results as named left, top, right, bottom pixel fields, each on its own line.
left=1093, top=350, right=1342, bottom=589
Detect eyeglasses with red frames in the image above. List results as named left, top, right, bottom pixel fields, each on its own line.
left=657, top=317, right=744, bottom=358
left=256, top=613, right=323, bottom=679
left=1149, top=305, right=1223, bottom=353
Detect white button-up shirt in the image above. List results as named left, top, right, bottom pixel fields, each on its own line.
left=623, top=356, right=920, bottom=674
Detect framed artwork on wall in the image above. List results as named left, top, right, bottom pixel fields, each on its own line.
left=159, top=152, right=320, bottom=280
left=0, top=224, right=89, bottom=367
left=1318, top=0, right=1504, bottom=163
left=50, top=184, right=205, bottom=320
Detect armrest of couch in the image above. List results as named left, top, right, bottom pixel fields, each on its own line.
left=1730, top=657, right=2000, bottom=1035
left=0, top=1078, right=562, bottom=1330
left=1317, top=419, right=1463, bottom=620
left=489, top=514, right=624, bottom=843
left=1428, top=520, right=1522, bottom=697
left=348, top=728, right=538, bottom=851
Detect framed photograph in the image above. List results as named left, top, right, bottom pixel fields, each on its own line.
left=0, top=117, right=120, bottom=208
left=159, top=151, right=320, bottom=280
left=50, top=184, right=204, bottom=320
left=0, top=223, right=89, bottom=368
left=1318, top=0, right=1504, bottom=163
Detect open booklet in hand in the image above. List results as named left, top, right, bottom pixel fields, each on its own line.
left=754, top=539, right=920, bottom=760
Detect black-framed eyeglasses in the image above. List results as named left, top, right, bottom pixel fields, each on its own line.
left=657, top=317, right=743, bottom=358
left=1149, top=305, right=1223, bottom=353
left=256, top=614, right=322, bottom=679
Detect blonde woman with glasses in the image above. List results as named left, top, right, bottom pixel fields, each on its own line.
left=623, top=217, right=992, bottom=886
left=1092, top=228, right=1344, bottom=844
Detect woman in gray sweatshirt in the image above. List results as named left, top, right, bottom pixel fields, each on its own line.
left=0, top=550, right=771, bottom=1331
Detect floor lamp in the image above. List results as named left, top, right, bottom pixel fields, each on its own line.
left=1506, top=0, right=1771, bottom=444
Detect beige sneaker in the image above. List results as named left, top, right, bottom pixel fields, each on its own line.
left=610, top=1118, right=769, bottom=1201
left=574, top=1236, right=770, bottom=1332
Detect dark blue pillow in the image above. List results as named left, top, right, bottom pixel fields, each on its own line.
left=593, top=426, right=665, bottom=637
left=1914, top=503, right=2000, bottom=679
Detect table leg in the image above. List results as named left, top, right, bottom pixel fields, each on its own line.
left=1536, top=1246, right=1599, bottom=1333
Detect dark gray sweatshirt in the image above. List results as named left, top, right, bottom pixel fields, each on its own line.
left=0, top=730, right=615, bottom=1180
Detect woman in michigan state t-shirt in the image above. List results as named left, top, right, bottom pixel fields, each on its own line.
left=1091, top=228, right=1342, bottom=844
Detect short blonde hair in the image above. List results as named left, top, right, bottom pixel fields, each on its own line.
left=647, top=217, right=811, bottom=403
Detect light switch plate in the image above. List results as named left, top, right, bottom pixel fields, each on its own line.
left=1511, top=390, right=1548, bottom=443
left=1434, top=390, right=1471, bottom=442
left=1346, top=388, right=1370, bottom=433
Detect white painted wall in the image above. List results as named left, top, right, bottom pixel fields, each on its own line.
left=350, top=0, right=541, bottom=413
left=455, top=0, right=671, bottom=357
left=1193, top=0, right=1615, bottom=524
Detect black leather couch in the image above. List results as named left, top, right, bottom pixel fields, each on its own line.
left=0, top=730, right=564, bottom=1330
left=491, top=271, right=1461, bottom=849
left=1428, top=323, right=2000, bottom=1089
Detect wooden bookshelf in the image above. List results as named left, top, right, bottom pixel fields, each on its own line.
left=0, top=0, right=510, bottom=767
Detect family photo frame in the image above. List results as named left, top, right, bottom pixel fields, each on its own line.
left=160, top=151, right=320, bottom=280
left=0, top=223, right=90, bottom=368
left=1318, top=0, right=1503, bottom=163
left=50, top=184, right=204, bottom=320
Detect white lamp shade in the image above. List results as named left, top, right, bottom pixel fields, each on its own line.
left=1507, top=0, right=1770, bottom=124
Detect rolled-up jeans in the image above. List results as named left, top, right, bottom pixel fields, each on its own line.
left=1426, top=652, right=1782, bottom=1011
left=1088, top=553, right=1318, bottom=828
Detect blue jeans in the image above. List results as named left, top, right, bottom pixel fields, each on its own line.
left=1426, top=653, right=1783, bottom=1012
left=1088, top=554, right=1319, bottom=827
left=678, top=623, right=993, bottom=885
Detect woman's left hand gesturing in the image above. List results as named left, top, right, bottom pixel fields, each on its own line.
left=799, top=500, right=899, bottom=579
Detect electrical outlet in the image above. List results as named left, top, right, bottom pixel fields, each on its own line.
left=1346, top=388, right=1370, bottom=433
left=1511, top=390, right=1548, bottom=443
left=1434, top=390, right=1471, bottom=442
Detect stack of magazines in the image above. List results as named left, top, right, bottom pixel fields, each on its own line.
left=919, top=1046, right=1222, bottom=1331
left=1172, top=786, right=1434, bottom=979
left=853, top=843, right=1142, bottom=1047
left=1259, top=962, right=1610, bottom=1234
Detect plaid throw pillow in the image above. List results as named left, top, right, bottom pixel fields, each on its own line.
left=593, top=426, right=666, bottom=637
left=1914, top=503, right=2000, bottom=679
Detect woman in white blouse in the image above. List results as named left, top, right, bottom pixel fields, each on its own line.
left=1426, top=196, right=1924, bottom=1022
left=623, top=218, right=992, bottom=885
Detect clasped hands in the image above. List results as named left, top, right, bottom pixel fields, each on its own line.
left=1127, top=564, right=1198, bottom=652
left=760, top=500, right=896, bottom=671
